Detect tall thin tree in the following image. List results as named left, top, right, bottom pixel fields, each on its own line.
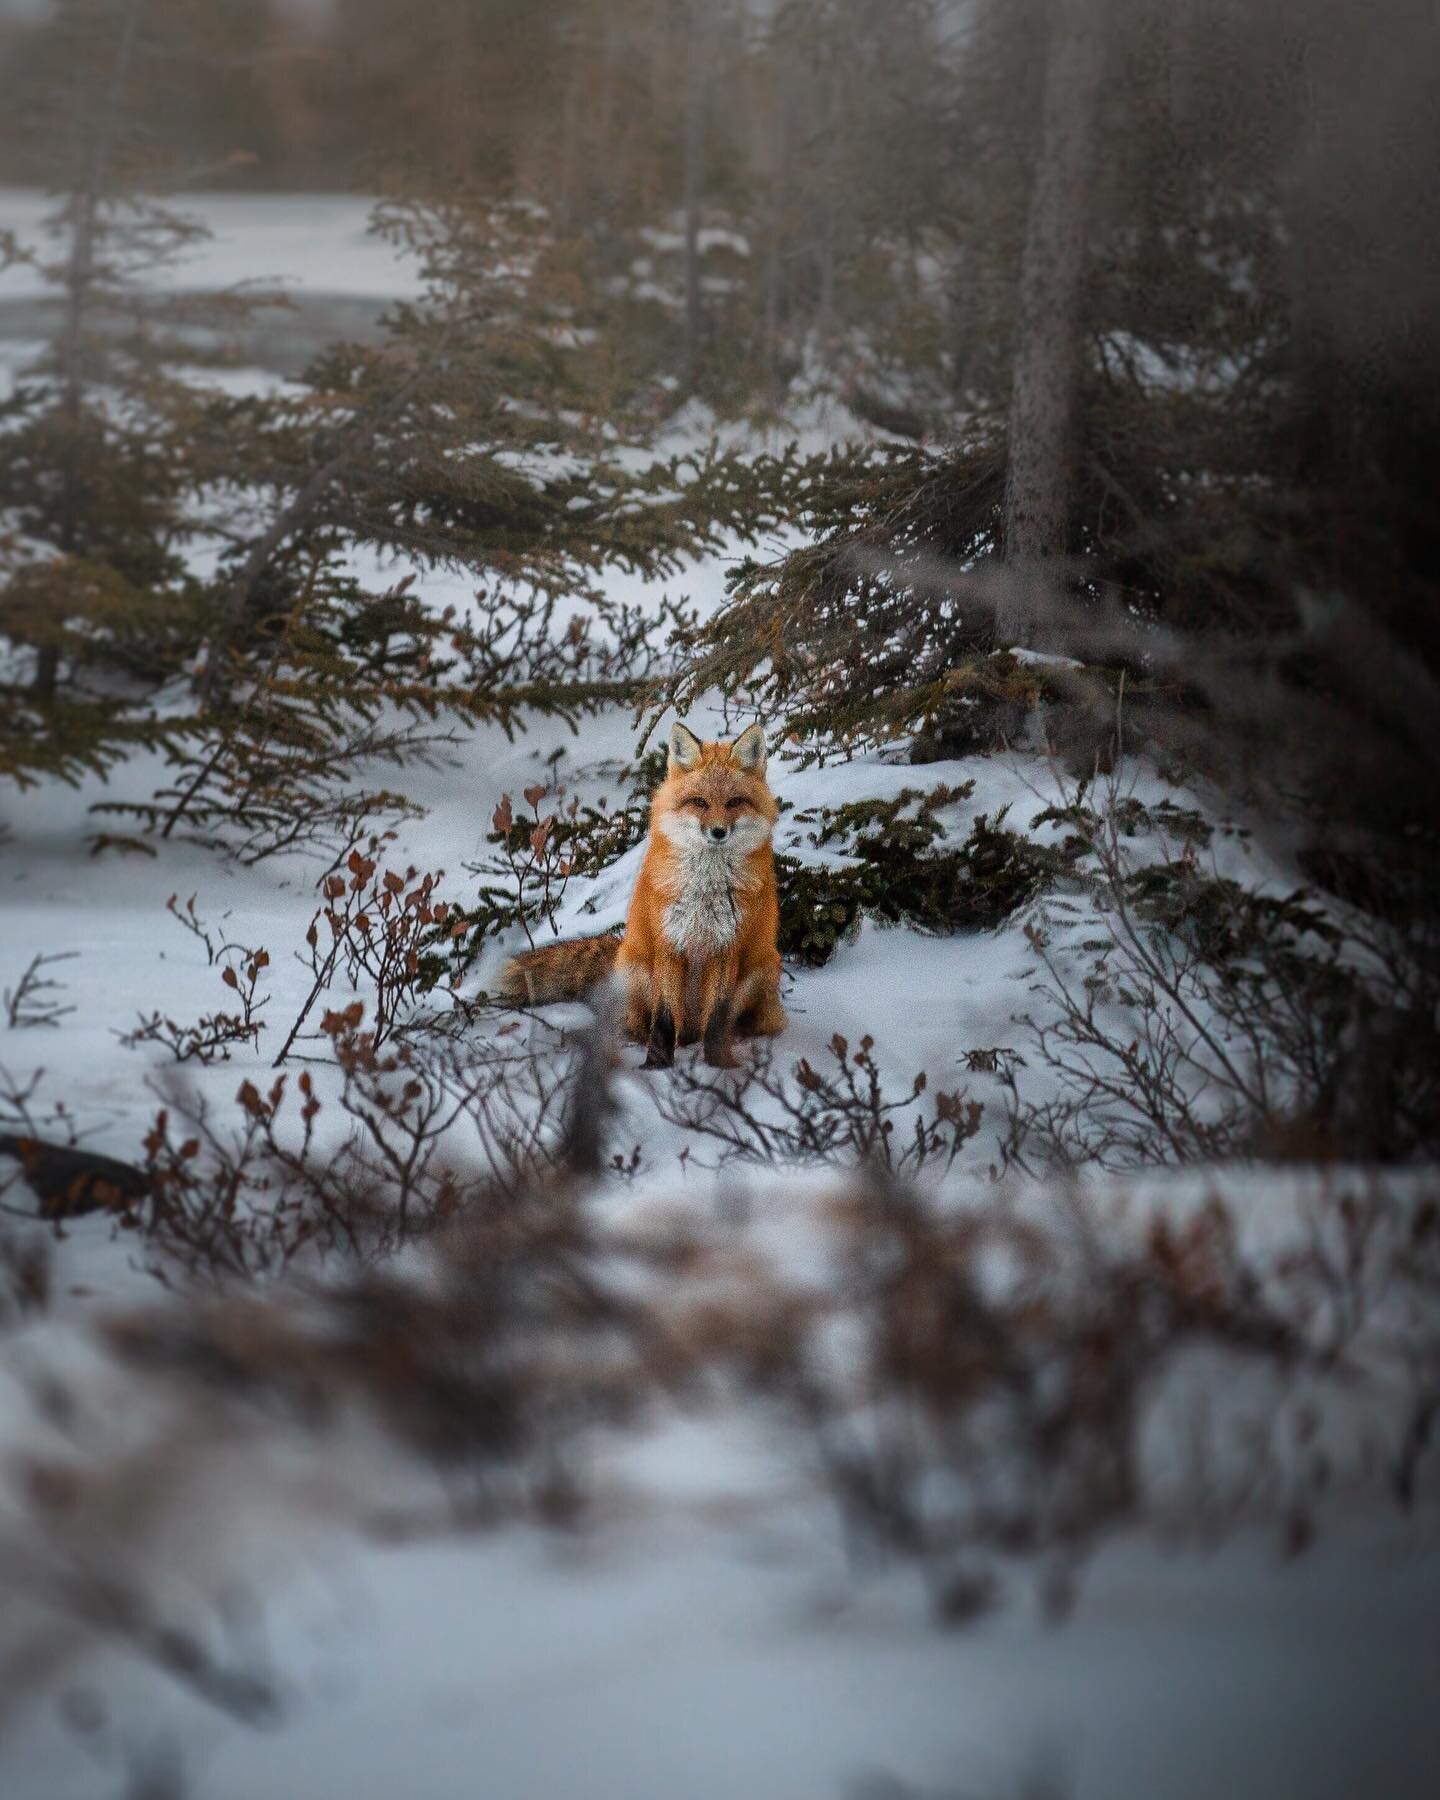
left=36, top=0, right=144, bottom=699
left=681, top=0, right=708, bottom=391
left=1002, top=0, right=1107, bottom=612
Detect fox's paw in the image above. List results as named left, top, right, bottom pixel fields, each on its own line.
left=739, top=1001, right=787, bottom=1039
left=642, top=1001, right=677, bottom=1069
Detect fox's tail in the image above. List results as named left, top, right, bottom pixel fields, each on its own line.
left=497, top=933, right=622, bottom=1006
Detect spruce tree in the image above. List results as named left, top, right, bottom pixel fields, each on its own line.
left=95, top=190, right=789, bottom=858
left=665, top=0, right=1440, bottom=891
left=0, top=0, right=269, bottom=792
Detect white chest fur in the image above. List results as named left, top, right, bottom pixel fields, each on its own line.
left=655, top=808, right=770, bottom=957
left=662, top=846, right=743, bottom=955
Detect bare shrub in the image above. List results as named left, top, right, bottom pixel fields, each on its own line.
left=652, top=1033, right=983, bottom=1175
left=163, top=892, right=223, bottom=965
left=1004, top=759, right=1440, bottom=1172
left=0, top=1137, right=683, bottom=1773
left=98, top=1044, right=680, bottom=1518
left=120, top=947, right=270, bottom=1066
left=132, top=1003, right=589, bottom=1280
left=49, top=1137, right=1440, bottom=1645
left=1, top=1029, right=1435, bottom=1742
left=3, top=952, right=79, bottom=1030
left=274, top=839, right=456, bottom=1066
left=0, top=1065, right=79, bottom=1154
left=756, top=1170, right=1440, bottom=1619
left=442, top=750, right=662, bottom=971
left=485, top=785, right=580, bottom=949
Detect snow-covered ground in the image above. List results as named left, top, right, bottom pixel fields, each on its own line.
left=0, top=189, right=420, bottom=303
left=1, top=193, right=1437, bottom=1799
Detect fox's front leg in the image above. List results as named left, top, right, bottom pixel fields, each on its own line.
left=618, top=959, right=653, bottom=1048
left=644, top=1000, right=676, bottom=1069
left=641, top=955, right=685, bottom=1069
left=615, top=942, right=674, bottom=1066
left=684, top=957, right=741, bottom=1068
left=733, top=954, right=786, bottom=1040
left=701, top=994, right=741, bottom=1068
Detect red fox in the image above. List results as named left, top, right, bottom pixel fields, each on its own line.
left=500, top=721, right=785, bottom=1067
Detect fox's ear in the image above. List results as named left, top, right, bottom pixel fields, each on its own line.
left=730, top=722, right=767, bottom=773
left=668, top=721, right=704, bottom=771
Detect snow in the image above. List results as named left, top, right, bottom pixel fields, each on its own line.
left=1007, top=645, right=1084, bottom=670
left=134, top=1522, right=1440, bottom=1800
left=638, top=224, right=752, bottom=259
left=4, top=660, right=1433, bottom=1795
left=1, top=193, right=1436, bottom=1798
left=0, top=189, right=423, bottom=303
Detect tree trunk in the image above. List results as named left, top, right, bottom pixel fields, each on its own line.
left=556, top=43, right=582, bottom=232
left=763, top=63, right=789, bottom=396
left=815, top=57, right=840, bottom=346
left=681, top=0, right=707, bottom=392
left=36, top=0, right=144, bottom=701
left=1002, top=0, right=1107, bottom=623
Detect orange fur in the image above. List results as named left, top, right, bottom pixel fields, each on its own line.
left=616, top=722, right=784, bottom=1066
left=496, top=933, right=621, bottom=1006
left=500, top=721, right=785, bottom=1067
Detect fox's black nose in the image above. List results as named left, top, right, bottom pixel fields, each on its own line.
left=708, top=825, right=728, bottom=843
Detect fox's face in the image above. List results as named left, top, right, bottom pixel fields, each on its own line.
left=654, top=721, right=777, bottom=859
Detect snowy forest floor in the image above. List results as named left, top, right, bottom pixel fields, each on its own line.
left=1, top=194, right=1437, bottom=1800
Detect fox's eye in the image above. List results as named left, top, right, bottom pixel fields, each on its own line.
left=725, top=797, right=747, bottom=810
left=684, top=796, right=707, bottom=810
